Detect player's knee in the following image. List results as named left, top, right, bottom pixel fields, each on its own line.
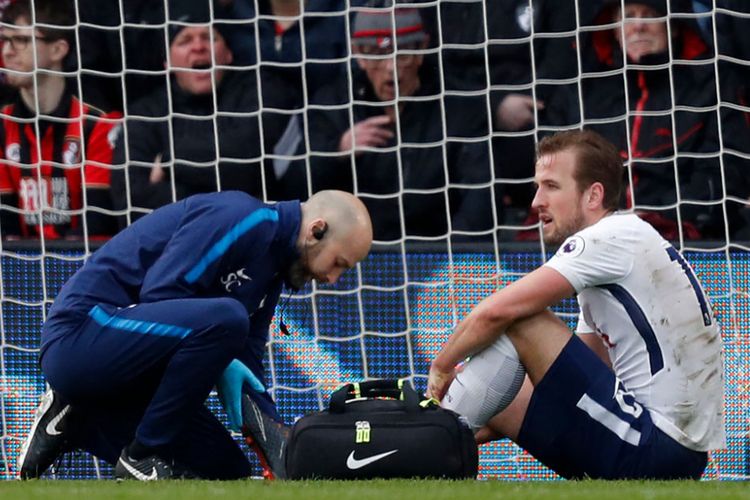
left=442, top=346, right=525, bottom=432
left=211, top=298, right=249, bottom=342
left=443, top=375, right=517, bottom=433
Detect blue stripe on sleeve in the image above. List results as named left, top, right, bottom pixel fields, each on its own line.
left=599, top=284, right=664, bottom=375
left=88, top=305, right=193, bottom=339
left=184, top=208, right=278, bottom=284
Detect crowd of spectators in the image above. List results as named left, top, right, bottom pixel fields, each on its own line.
left=0, top=0, right=748, bottom=243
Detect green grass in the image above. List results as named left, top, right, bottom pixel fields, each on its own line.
left=0, top=479, right=748, bottom=500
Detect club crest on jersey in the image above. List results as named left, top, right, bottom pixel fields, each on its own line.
left=515, top=4, right=533, bottom=33
left=62, top=138, right=81, bottom=165
left=557, top=235, right=585, bottom=257
left=107, top=123, right=123, bottom=149
left=5, top=142, right=20, bottom=163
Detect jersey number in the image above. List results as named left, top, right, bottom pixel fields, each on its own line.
left=614, top=379, right=643, bottom=418
left=665, top=246, right=712, bottom=326
left=576, top=378, right=644, bottom=446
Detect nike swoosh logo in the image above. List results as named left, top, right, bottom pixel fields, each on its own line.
left=45, top=405, right=71, bottom=436
left=346, top=449, right=398, bottom=470
left=119, top=457, right=158, bottom=481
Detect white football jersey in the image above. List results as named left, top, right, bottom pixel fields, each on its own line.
left=544, top=212, right=725, bottom=451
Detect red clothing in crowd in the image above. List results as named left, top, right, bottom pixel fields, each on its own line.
left=0, top=90, right=121, bottom=239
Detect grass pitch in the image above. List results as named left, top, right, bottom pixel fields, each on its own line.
left=0, top=479, right=748, bottom=500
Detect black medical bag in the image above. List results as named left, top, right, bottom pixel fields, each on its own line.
left=285, top=379, right=478, bottom=479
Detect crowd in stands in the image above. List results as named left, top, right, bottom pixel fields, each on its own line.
left=0, top=0, right=748, bottom=243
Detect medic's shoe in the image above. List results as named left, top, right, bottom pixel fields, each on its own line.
left=241, top=394, right=290, bottom=480
left=17, top=389, right=74, bottom=479
left=114, top=449, right=195, bottom=481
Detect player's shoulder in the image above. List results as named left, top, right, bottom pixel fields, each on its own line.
left=549, top=212, right=650, bottom=289
left=578, top=212, right=654, bottom=243
left=182, top=191, right=286, bottom=232
left=186, top=191, right=265, bottom=214
left=555, top=212, right=647, bottom=260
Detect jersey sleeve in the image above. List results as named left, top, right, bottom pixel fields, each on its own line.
left=0, top=124, right=14, bottom=194
left=83, top=111, right=122, bottom=188
left=543, top=220, right=635, bottom=292
left=0, top=164, right=20, bottom=237
left=245, top=279, right=282, bottom=351
left=0, top=163, right=14, bottom=194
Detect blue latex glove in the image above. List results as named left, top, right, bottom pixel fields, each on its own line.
left=217, top=359, right=266, bottom=431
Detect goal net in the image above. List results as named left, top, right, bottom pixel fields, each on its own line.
left=0, top=0, right=748, bottom=480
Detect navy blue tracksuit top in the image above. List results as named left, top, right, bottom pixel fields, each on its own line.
left=42, top=191, right=301, bottom=363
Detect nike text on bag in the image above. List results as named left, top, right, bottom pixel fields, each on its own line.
left=285, top=379, right=478, bottom=479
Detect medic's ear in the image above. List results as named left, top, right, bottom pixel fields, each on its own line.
left=313, top=222, right=328, bottom=241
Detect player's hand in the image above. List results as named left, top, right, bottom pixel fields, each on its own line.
left=217, top=359, right=266, bottom=431
left=149, top=153, right=165, bottom=184
left=495, top=94, right=544, bottom=131
left=338, top=115, right=394, bottom=154
left=426, top=361, right=456, bottom=402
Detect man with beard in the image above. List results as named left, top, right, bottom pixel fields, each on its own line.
left=427, top=130, right=725, bottom=479
left=17, top=189, right=372, bottom=480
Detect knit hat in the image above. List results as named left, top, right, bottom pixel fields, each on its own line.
left=168, top=0, right=230, bottom=47
left=351, top=8, right=427, bottom=48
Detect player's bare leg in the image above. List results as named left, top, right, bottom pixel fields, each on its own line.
left=474, top=376, right=533, bottom=444
left=443, top=309, right=573, bottom=442
left=504, top=309, right=572, bottom=386
left=470, top=310, right=573, bottom=441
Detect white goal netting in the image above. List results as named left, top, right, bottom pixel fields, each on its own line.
left=0, top=0, right=748, bottom=480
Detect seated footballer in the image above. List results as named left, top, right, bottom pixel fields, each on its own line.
left=428, top=129, right=725, bottom=480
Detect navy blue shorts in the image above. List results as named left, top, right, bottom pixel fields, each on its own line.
left=516, top=335, right=707, bottom=479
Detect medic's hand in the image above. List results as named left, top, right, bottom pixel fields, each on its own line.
left=217, top=359, right=265, bottom=431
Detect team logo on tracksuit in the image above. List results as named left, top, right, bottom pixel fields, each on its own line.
left=221, top=268, right=252, bottom=291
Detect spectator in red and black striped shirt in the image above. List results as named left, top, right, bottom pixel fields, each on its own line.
left=0, top=0, right=122, bottom=240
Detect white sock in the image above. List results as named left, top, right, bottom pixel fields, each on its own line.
left=441, top=335, right=525, bottom=432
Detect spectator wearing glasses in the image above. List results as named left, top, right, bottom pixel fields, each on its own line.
left=288, top=5, right=493, bottom=241
left=0, top=0, right=122, bottom=240
left=0, top=0, right=16, bottom=105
